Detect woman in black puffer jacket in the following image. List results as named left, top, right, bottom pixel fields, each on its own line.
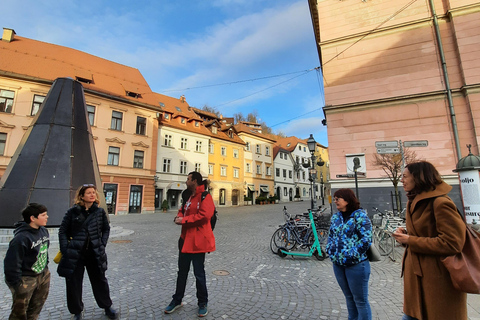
left=58, top=184, right=118, bottom=320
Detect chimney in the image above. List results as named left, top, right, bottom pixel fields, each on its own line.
left=180, top=95, right=186, bottom=103
left=2, top=28, right=16, bottom=42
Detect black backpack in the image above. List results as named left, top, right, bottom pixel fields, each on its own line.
left=181, top=191, right=218, bottom=231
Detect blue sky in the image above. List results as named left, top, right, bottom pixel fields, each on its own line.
left=3, top=0, right=327, bottom=146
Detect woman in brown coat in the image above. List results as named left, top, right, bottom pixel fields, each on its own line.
left=392, top=161, right=467, bottom=320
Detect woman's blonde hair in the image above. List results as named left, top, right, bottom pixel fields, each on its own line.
left=74, top=184, right=100, bottom=206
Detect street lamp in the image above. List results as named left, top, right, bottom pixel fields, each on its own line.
left=306, top=134, right=322, bottom=210
left=320, top=172, right=325, bottom=206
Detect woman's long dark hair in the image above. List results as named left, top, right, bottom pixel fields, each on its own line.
left=333, top=188, right=360, bottom=212
left=405, top=161, right=442, bottom=194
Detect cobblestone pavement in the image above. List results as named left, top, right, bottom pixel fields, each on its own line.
left=1, top=202, right=479, bottom=319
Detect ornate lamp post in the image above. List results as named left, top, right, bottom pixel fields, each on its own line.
left=320, top=172, right=325, bottom=206
left=306, top=134, right=324, bottom=210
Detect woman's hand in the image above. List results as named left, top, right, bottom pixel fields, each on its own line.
left=392, top=227, right=409, bottom=244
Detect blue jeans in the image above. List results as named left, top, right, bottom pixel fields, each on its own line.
left=402, top=315, right=418, bottom=320
left=333, top=260, right=372, bottom=320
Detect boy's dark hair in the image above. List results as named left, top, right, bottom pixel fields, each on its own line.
left=188, top=171, right=203, bottom=185
left=22, top=203, right=48, bottom=223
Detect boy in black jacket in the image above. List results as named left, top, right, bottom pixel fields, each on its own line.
left=4, top=203, right=50, bottom=320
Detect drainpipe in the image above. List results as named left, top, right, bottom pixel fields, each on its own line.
left=428, top=0, right=462, bottom=161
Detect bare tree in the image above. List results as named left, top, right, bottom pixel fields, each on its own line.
left=233, top=112, right=246, bottom=124
left=371, top=148, right=420, bottom=211
left=201, top=105, right=221, bottom=118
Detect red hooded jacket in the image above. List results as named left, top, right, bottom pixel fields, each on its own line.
left=177, top=184, right=216, bottom=253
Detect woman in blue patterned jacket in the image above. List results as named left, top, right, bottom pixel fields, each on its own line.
left=326, top=188, right=373, bottom=320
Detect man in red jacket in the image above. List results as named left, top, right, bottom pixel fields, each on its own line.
left=164, top=171, right=216, bottom=317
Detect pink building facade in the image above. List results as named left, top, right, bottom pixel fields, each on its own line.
left=308, top=0, right=480, bottom=211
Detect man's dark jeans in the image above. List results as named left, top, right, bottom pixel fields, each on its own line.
left=172, top=251, right=208, bottom=307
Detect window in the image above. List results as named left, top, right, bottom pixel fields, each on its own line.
left=133, top=150, right=144, bottom=168
left=136, top=116, right=146, bottom=135
left=299, top=146, right=301, bottom=151
left=181, top=137, right=188, bottom=149
left=304, top=147, right=306, bottom=152
left=180, top=161, right=187, bottom=174
left=303, top=188, right=306, bottom=196
left=180, top=117, right=186, bottom=124
left=266, top=166, right=271, bottom=176
left=289, top=170, right=292, bottom=178
left=87, top=105, right=95, bottom=126
left=256, top=144, right=261, bottom=154
left=256, top=165, right=261, bottom=174
left=283, top=169, right=287, bottom=178
left=208, top=164, right=214, bottom=175
left=196, top=141, right=202, bottom=152
left=221, top=166, right=227, bottom=176
left=302, top=171, right=306, bottom=180
left=31, top=95, right=45, bottom=116
left=0, top=132, right=6, bottom=155
left=284, top=187, right=287, bottom=196
left=221, top=147, right=226, bottom=156
left=276, top=168, right=280, bottom=177
left=246, top=163, right=251, bottom=173
left=164, top=134, right=172, bottom=147
left=107, top=147, right=120, bottom=166
left=279, top=153, right=283, bottom=160
left=0, top=89, right=14, bottom=113
left=164, top=113, right=170, bottom=120
left=209, top=143, right=214, bottom=154
left=111, top=111, right=123, bottom=130
left=233, top=149, right=239, bottom=158
left=245, top=142, right=251, bottom=151
left=212, top=126, right=217, bottom=134
left=195, top=121, right=199, bottom=127
left=163, top=158, right=171, bottom=172
left=233, top=168, right=239, bottom=178
left=195, top=163, right=201, bottom=172
left=265, top=146, right=270, bottom=156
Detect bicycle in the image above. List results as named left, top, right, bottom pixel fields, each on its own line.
left=371, top=207, right=404, bottom=256
left=270, top=207, right=327, bottom=260
left=276, top=209, right=326, bottom=260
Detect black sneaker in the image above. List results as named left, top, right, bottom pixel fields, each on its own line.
left=164, top=300, right=183, bottom=314
left=105, top=307, right=119, bottom=319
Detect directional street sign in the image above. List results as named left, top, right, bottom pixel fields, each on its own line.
left=336, top=172, right=366, bottom=178
left=375, top=141, right=398, bottom=148
left=376, top=147, right=400, bottom=154
left=404, top=140, right=428, bottom=147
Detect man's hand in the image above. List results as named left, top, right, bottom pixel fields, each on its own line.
left=174, top=216, right=183, bottom=225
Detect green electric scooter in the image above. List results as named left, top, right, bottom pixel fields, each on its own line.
left=278, top=209, right=327, bottom=261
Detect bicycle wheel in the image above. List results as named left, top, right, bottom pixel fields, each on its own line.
left=316, top=228, right=329, bottom=246
left=377, top=231, right=394, bottom=256
left=270, top=228, right=296, bottom=253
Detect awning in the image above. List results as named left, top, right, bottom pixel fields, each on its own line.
left=167, top=182, right=186, bottom=190
left=248, top=185, right=255, bottom=191
left=260, top=187, right=269, bottom=193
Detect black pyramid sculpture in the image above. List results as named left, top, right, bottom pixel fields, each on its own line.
left=0, top=78, right=103, bottom=227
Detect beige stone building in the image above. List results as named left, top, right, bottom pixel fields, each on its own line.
left=308, top=0, right=480, bottom=210
left=0, top=28, right=165, bottom=214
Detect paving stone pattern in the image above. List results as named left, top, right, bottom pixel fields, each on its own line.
left=1, top=202, right=479, bottom=319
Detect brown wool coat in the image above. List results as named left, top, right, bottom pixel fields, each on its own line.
left=402, top=182, right=467, bottom=320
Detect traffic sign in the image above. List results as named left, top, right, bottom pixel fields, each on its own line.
left=336, top=172, right=366, bottom=178
left=376, top=147, right=400, bottom=154
left=375, top=141, right=398, bottom=148
left=404, top=140, right=428, bottom=147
